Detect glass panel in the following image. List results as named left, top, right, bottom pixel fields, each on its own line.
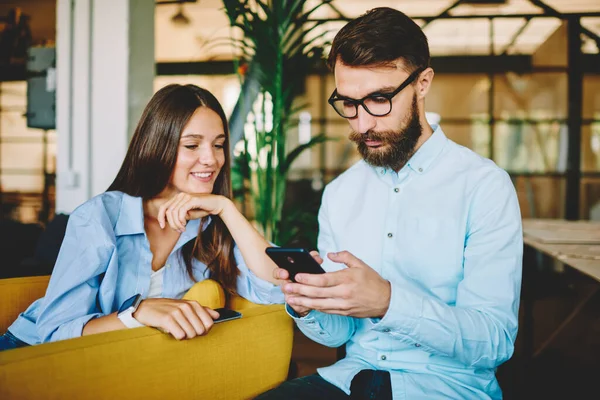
left=0, top=81, right=27, bottom=109
left=494, top=122, right=565, bottom=172
left=582, top=124, right=600, bottom=172
left=582, top=177, right=600, bottom=220
left=505, top=18, right=561, bottom=55
left=322, top=122, right=360, bottom=176
left=1, top=142, right=45, bottom=171
left=583, top=75, right=600, bottom=120
left=581, top=18, right=600, bottom=54
left=512, top=175, right=565, bottom=219
left=427, top=74, right=489, bottom=119
left=153, top=75, right=240, bottom=116
left=426, top=18, right=491, bottom=56
left=494, top=73, right=567, bottom=120
left=0, top=176, right=44, bottom=193
left=443, top=123, right=490, bottom=158
left=155, top=4, right=235, bottom=62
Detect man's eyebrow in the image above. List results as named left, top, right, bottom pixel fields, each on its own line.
left=336, top=85, right=398, bottom=99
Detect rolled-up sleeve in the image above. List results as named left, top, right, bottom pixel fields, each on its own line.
left=36, top=203, right=117, bottom=343
left=234, top=245, right=284, bottom=304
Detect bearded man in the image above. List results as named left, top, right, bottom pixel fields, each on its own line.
left=258, top=7, right=523, bottom=400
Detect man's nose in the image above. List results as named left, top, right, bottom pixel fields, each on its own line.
left=355, top=105, right=377, bottom=134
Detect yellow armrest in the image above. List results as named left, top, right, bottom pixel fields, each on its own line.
left=0, top=304, right=293, bottom=400
left=0, top=275, right=50, bottom=332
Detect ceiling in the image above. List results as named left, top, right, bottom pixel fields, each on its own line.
left=155, top=0, right=600, bottom=62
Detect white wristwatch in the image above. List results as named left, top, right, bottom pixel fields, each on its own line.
left=117, top=294, right=145, bottom=328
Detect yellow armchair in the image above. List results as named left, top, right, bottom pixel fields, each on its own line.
left=0, top=276, right=293, bottom=400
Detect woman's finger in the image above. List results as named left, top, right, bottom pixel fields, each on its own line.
left=189, top=302, right=215, bottom=335
left=162, top=315, right=186, bottom=340
left=171, top=308, right=197, bottom=339
left=179, top=302, right=206, bottom=336
left=158, top=196, right=178, bottom=229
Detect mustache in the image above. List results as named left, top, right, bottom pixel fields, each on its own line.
left=348, top=130, right=398, bottom=143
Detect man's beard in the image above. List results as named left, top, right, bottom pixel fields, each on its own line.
left=349, top=95, right=422, bottom=171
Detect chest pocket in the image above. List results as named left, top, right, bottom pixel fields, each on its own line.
left=399, top=217, right=464, bottom=297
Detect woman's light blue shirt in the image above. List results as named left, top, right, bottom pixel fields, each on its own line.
left=9, top=191, right=283, bottom=344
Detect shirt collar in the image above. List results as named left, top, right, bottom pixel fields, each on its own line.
left=406, top=124, right=447, bottom=174
left=114, top=193, right=204, bottom=238
left=373, top=124, right=448, bottom=177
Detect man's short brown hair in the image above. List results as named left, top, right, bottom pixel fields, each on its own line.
left=327, top=7, right=430, bottom=73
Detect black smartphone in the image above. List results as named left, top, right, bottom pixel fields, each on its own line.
left=213, top=308, right=242, bottom=324
left=265, top=247, right=326, bottom=282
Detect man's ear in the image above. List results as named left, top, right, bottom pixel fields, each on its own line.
left=416, top=67, right=434, bottom=100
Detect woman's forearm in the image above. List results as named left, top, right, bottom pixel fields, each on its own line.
left=219, top=200, right=281, bottom=285
left=82, top=312, right=126, bottom=336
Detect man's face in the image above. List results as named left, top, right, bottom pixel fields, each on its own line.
left=334, top=60, right=423, bottom=171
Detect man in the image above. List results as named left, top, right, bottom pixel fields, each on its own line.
left=258, top=7, right=522, bottom=400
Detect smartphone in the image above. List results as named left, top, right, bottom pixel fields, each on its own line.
left=213, top=308, right=242, bottom=324
left=265, top=247, right=326, bottom=282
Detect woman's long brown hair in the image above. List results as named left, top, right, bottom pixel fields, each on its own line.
left=107, top=84, right=238, bottom=294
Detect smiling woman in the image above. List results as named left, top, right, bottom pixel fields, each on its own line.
left=0, top=84, right=284, bottom=351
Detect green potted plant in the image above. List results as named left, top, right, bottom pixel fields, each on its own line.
left=223, top=0, right=333, bottom=245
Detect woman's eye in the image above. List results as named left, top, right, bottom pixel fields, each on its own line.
left=184, top=145, right=198, bottom=150
left=215, top=143, right=225, bottom=149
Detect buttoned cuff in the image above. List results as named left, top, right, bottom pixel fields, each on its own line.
left=370, top=282, right=422, bottom=336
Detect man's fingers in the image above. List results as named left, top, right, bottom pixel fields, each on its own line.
left=295, top=269, right=346, bottom=287
left=282, top=282, right=339, bottom=298
left=327, top=250, right=365, bottom=268
left=286, top=296, right=347, bottom=312
left=309, top=250, right=324, bottom=264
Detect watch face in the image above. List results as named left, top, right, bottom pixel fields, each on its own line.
left=119, top=294, right=140, bottom=313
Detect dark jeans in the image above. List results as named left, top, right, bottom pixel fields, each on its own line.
left=0, top=331, right=29, bottom=352
left=255, top=370, right=392, bottom=400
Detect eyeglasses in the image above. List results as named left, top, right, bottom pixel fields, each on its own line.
left=328, top=67, right=425, bottom=119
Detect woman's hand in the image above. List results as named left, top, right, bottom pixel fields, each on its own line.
left=133, top=298, right=220, bottom=340
left=157, top=193, right=232, bottom=232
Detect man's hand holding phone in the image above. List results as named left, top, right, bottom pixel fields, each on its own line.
left=276, top=251, right=392, bottom=319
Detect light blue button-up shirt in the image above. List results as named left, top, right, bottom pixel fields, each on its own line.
left=289, top=126, right=522, bottom=399
left=9, top=191, right=284, bottom=345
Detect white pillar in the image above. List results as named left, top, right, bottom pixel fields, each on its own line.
left=55, top=0, right=154, bottom=213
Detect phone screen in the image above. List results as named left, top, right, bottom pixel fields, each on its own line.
left=213, top=308, right=242, bottom=324
left=265, top=247, right=326, bottom=282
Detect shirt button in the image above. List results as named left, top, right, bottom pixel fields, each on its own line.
left=383, top=328, right=391, bottom=333
left=306, top=321, right=315, bottom=324
left=380, top=355, right=387, bottom=360
left=387, top=233, right=393, bottom=238
left=319, top=331, right=325, bottom=335
left=394, top=188, right=399, bottom=193
left=418, top=168, right=423, bottom=172
left=415, top=343, right=421, bottom=348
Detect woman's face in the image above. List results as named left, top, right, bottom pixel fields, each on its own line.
left=166, top=107, right=226, bottom=196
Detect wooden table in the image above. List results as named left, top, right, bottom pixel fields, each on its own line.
left=521, top=219, right=600, bottom=360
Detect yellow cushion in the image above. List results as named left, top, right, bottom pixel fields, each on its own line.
left=183, top=278, right=226, bottom=309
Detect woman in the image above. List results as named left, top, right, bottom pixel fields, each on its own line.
left=0, top=84, right=283, bottom=351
